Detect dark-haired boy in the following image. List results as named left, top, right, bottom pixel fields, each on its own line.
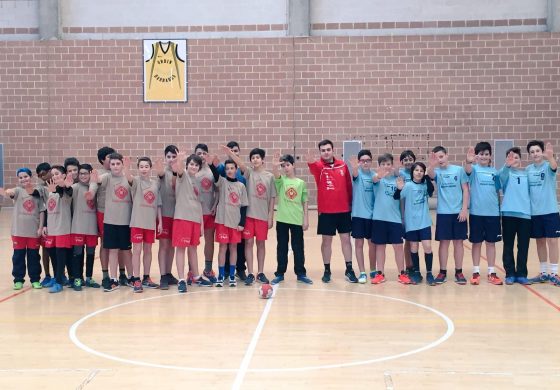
left=427, top=146, right=469, bottom=285
left=36, top=162, right=53, bottom=286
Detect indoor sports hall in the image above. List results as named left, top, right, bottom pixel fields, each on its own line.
left=1, top=1, right=559, bottom=389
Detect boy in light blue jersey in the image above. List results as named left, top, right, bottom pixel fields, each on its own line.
left=427, top=146, right=470, bottom=285
left=499, top=147, right=532, bottom=285
left=394, top=162, right=435, bottom=285
left=349, top=151, right=377, bottom=284
left=399, top=150, right=416, bottom=276
left=526, top=140, right=560, bottom=286
left=465, top=142, right=503, bottom=286
left=370, top=154, right=410, bottom=285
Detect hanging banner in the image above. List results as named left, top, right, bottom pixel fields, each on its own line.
left=143, top=39, right=188, bottom=102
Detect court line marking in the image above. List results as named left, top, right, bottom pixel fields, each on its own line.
left=0, top=287, right=31, bottom=303
left=69, top=288, right=454, bottom=373
left=384, top=369, right=560, bottom=377
left=75, top=369, right=101, bottom=390
left=463, top=243, right=560, bottom=312
left=232, top=284, right=277, bottom=390
left=0, top=368, right=111, bottom=373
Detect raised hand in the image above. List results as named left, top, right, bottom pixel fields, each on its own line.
left=348, top=155, right=359, bottom=170
left=221, top=144, right=234, bottom=157
left=544, top=142, right=554, bottom=161
left=466, top=146, right=475, bottom=164
left=272, top=151, right=282, bottom=169
left=0, top=187, right=5, bottom=197
left=376, top=166, right=390, bottom=180
left=396, top=176, right=405, bottom=190
left=46, top=179, right=56, bottom=193
left=90, top=169, right=99, bottom=184
left=154, top=157, right=164, bottom=174
left=305, top=151, right=316, bottom=164
left=63, top=173, right=74, bottom=187
left=428, top=152, right=438, bottom=168
left=505, top=151, right=515, bottom=167
left=123, top=156, right=131, bottom=170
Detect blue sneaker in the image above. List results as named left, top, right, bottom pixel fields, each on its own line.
left=195, top=277, right=213, bottom=287
left=61, top=275, right=69, bottom=287
left=245, top=273, right=256, bottom=286
left=297, top=275, right=313, bottom=284
left=256, top=273, right=269, bottom=284
left=369, top=270, right=377, bottom=279
left=40, top=276, right=52, bottom=287
left=344, top=269, right=358, bottom=283
left=49, top=283, right=63, bottom=293
left=229, top=275, right=237, bottom=287
left=178, top=280, right=187, bottom=293
left=505, top=276, right=516, bottom=285
left=271, top=275, right=284, bottom=285
left=215, top=275, right=224, bottom=288
left=321, top=270, right=331, bottom=283
left=73, top=279, right=83, bottom=291
left=434, top=272, right=447, bottom=284
left=203, top=269, right=218, bottom=284
left=43, top=277, right=56, bottom=288
left=426, top=272, right=436, bottom=286
left=515, top=276, right=532, bottom=285
left=549, top=274, right=560, bottom=286
left=530, top=273, right=549, bottom=283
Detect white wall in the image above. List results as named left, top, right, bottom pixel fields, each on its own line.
left=0, top=0, right=38, bottom=28
left=311, top=0, right=547, bottom=23
left=60, top=0, right=287, bottom=27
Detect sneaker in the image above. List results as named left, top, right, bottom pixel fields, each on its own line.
left=549, top=274, right=560, bottom=286
left=229, top=275, right=237, bottom=287
left=470, top=272, right=481, bottom=285
left=297, top=275, right=313, bottom=284
left=530, top=273, right=549, bottom=283
left=245, top=273, right=256, bottom=286
left=43, top=277, right=56, bottom=288
left=411, top=271, right=423, bottom=284
left=256, top=273, right=269, bottom=284
left=118, top=274, right=128, bottom=286
left=455, top=272, right=467, bottom=285
left=49, top=283, right=63, bottom=293
left=85, top=278, right=101, bottom=288
left=271, top=275, right=284, bottom=285
left=516, top=276, right=532, bottom=285
left=13, top=281, right=23, bottom=290
left=31, top=281, right=42, bottom=289
left=159, top=274, right=169, bottom=290
left=187, top=271, right=194, bottom=286
left=127, top=277, right=134, bottom=288
left=101, top=277, right=111, bottom=291
left=236, top=270, right=247, bottom=281
left=215, top=275, right=224, bottom=287
left=358, top=272, right=367, bottom=284
left=426, top=272, right=436, bottom=286
left=344, top=269, right=358, bottom=283
left=104, top=279, right=119, bottom=292
left=73, top=279, right=83, bottom=292
left=62, top=275, right=69, bottom=286
left=321, top=270, right=332, bottom=283
left=398, top=273, right=412, bottom=284
left=371, top=272, right=386, bottom=284
left=505, top=276, right=516, bottom=285
left=488, top=273, right=503, bottom=285
left=195, top=276, right=213, bottom=287
left=434, top=273, right=447, bottom=284
left=141, top=277, right=159, bottom=289
left=167, top=273, right=179, bottom=285
left=40, top=276, right=52, bottom=287
left=178, top=280, right=187, bottom=293
left=133, top=280, right=143, bottom=293
left=203, top=269, right=218, bottom=284
left=369, top=270, right=377, bottom=279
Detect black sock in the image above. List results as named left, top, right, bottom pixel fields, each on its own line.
left=425, top=253, right=433, bottom=273
left=204, top=261, right=212, bottom=273
left=345, top=262, right=352, bottom=271
left=324, top=263, right=331, bottom=272
left=410, top=252, right=420, bottom=273
left=440, top=269, right=447, bottom=275
left=455, top=268, right=463, bottom=275
left=119, top=268, right=126, bottom=277
left=406, top=266, right=414, bottom=273
left=102, top=269, right=109, bottom=279
left=143, top=274, right=149, bottom=279
left=85, top=253, right=94, bottom=279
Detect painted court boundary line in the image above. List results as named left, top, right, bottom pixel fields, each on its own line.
left=463, top=243, right=560, bottom=312
left=0, top=287, right=30, bottom=303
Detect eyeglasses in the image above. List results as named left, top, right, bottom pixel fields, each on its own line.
left=359, top=159, right=372, bottom=163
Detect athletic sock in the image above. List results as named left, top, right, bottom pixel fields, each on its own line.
left=229, top=265, right=236, bottom=277
left=487, top=266, right=495, bottom=275
left=410, top=252, right=420, bottom=273
left=204, top=261, right=212, bottom=273
left=218, top=266, right=225, bottom=278
left=549, top=263, right=559, bottom=276
left=324, top=263, right=331, bottom=272
left=102, top=269, right=109, bottom=279
left=473, top=266, right=480, bottom=274
left=119, top=268, right=126, bottom=277
left=143, top=274, right=149, bottom=279
left=455, top=268, right=463, bottom=275
left=540, top=262, right=548, bottom=274
left=440, top=269, right=447, bottom=275
left=424, top=253, right=433, bottom=273
left=345, top=261, right=352, bottom=271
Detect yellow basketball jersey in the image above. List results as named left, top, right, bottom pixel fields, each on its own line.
left=144, top=41, right=186, bottom=101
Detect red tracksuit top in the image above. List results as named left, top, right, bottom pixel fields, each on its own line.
left=308, top=158, right=352, bottom=213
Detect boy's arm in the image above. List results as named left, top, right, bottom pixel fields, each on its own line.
left=157, top=206, right=163, bottom=235
left=302, top=201, right=309, bottom=231
left=348, top=155, right=359, bottom=179
left=38, top=211, right=45, bottom=237
left=427, top=152, right=438, bottom=179
left=268, top=195, right=275, bottom=229
left=459, top=182, right=469, bottom=222
left=271, top=151, right=282, bottom=179
left=544, top=142, right=558, bottom=171
left=306, top=151, right=319, bottom=176
left=154, top=157, right=165, bottom=178
left=208, top=163, right=220, bottom=183
left=175, top=151, right=187, bottom=177
left=221, top=145, right=247, bottom=173
left=464, top=146, right=475, bottom=174
left=123, top=156, right=134, bottom=184
left=0, top=187, right=16, bottom=198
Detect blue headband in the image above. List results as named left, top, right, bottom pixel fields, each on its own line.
left=16, top=168, right=32, bottom=177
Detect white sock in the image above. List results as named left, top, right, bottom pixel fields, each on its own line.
left=488, top=266, right=495, bottom=275
left=473, top=266, right=480, bottom=274
left=540, top=262, right=548, bottom=274
left=549, top=263, right=559, bottom=276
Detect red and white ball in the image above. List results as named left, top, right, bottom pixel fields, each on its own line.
left=258, top=283, right=273, bottom=299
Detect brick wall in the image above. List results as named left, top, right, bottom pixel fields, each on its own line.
left=1, top=33, right=559, bottom=204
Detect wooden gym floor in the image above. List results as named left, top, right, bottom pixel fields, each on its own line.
left=0, top=208, right=558, bottom=389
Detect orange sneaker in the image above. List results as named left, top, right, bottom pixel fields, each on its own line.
left=398, top=273, right=412, bottom=284
left=371, top=272, right=386, bottom=284
left=488, top=273, right=503, bottom=285
left=470, top=272, right=481, bottom=285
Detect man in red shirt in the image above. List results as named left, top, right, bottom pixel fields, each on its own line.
left=307, top=139, right=358, bottom=283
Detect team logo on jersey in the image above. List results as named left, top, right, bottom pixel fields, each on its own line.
left=454, top=176, right=458, bottom=181
left=47, top=198, right=57, bottom=211
left=339, top=170, right=345, bottom=176
left=23, top=199, right=35, bottom=213
left=200, top=177, right=213, bottom=191
left=86, top=199, right=95, bottom=210
left=229, top=191, right=240, bottom=204
left=285, top=187, right=298, bottom=200
left=114, top=185, right=129, bottom=200
left=256, top=183, right=267, bottom=196
left=144, top=191, right=156, bottom=204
